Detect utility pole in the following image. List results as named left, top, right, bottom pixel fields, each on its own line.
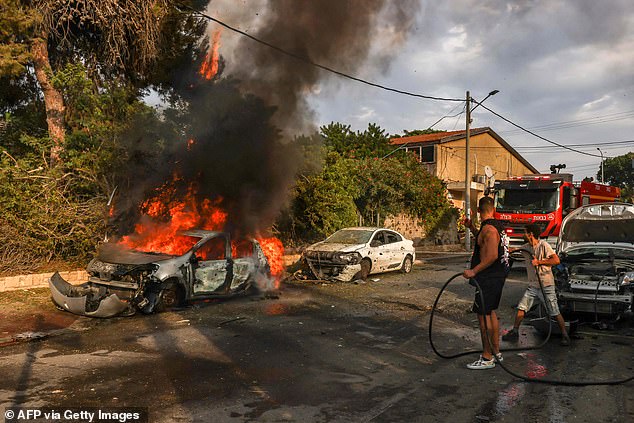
left=465, top=91, right=471, bottom=251
left=597, top=147, right=604, bottom=183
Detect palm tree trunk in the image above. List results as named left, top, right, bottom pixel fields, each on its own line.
left=31, top=36, right=65, bottom=165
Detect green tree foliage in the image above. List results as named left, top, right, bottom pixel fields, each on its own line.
left=320, top=122, right=394, bottom=158
left=390, top=128, right=445, bottom=138
left=288, top=152, right=359, bottom=241
left=0, top=64, right=172, bottom=274
left=280, top=123, right=455, bottom=244
left=602, top=152, right=634, bottom=202
left=0, top=0, right=36, bottom=76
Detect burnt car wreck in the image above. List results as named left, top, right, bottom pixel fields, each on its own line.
left=50, top=230, right=271, bottom=318
left=555, top=203, right=634, bottom=319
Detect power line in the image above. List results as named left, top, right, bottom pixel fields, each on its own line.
left=426, top=102, right=466, bottom=129
left=178, top=4, right=464, bottom=103
left=514, top=139, right=634, bottom=150
left=479, top=104, right=609, bottom=159
left=500, top=110, right=634, bottom=135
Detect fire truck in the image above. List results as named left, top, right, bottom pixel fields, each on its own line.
left=491, top=173, right=621, bottom=247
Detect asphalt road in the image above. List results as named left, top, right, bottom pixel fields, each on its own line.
left=1, top=257, right=634, bottom=422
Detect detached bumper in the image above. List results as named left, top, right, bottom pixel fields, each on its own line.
left=49, top=272, right=130, bottom=318
left=305, top=259, right=361, bottom=282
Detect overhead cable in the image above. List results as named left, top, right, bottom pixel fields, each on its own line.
left=500, top=109, right=634, bottom=135
left=177, top=3, right=464, bottom=103
left=479, top=104, right=610, bottom=159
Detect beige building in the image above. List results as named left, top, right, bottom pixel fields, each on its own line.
left=390, top=127, right=538, bottom=212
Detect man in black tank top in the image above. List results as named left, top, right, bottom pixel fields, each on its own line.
left=462, top=196, right=510, bottom=370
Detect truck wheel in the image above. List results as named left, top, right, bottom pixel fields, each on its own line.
left=400, top=255, right=413, bottom=274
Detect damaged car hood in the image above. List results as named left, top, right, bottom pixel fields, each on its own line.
left=559, top=202, right=634, bottom=253
left=305, top=242, right=366, bottom=253
left=97, top=243, right=175, bottom=265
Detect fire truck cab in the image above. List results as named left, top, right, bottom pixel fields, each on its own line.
left=491, top=173, right=621, bottom=248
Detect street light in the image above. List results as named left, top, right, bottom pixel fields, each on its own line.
left=465, top=89, right=499, bottom=251
left=597, top=147, right=604, bottom=183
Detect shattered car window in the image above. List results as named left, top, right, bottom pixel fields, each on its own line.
left=196, top=236, right=227, bottom=261
left=325, top=229, right=374, bottom=245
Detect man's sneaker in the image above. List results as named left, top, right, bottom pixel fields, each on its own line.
left=466, top=355, right=496, bottom=370
left=502, top=328, right=519, bottom=341
left=495, top=353, right=503, bottom=362
left=560, top=335, right=571, bottom=346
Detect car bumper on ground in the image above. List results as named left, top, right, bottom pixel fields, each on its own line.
left=304, top=259, right=361, bottom=282
left=49, top=272, right=130, bottom=318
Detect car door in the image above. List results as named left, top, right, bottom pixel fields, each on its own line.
left=230, top=238, right=257, bottom=290
left=383, top=231, right=407, bottom=271
left=369, top=231, right=391, bottom=272
left=191, top=234, right=232, bottom=294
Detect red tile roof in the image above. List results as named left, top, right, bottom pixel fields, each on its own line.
left=389, top=128, right=488, bottom=145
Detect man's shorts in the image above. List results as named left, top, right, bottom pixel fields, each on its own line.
left=471, top=277, right=505, bottom=315
left=517, top=285, right=560, bottom=316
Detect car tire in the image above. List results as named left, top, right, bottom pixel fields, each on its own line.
left=400, top=255, right=413, bottom=274
left=353, top=259, right=372, bottom=281
left=155, top=282, right=185, bottom=313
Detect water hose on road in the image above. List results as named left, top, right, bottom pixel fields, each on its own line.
left=429, top=269, right=634, bottom=385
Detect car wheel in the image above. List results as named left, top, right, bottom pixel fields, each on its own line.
left=155, top=282, right=184, bottom=313
left=400, top=255, right=413, bottom=274
left=353, top=259, right=372, bottom=281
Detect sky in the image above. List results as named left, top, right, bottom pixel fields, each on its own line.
left=205, top=0, right=634, bottom=181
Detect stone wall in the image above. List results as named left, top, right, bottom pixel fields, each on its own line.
left=383, top=213, right=427, bottom=245
left=384, top=212, right=459, bottom=246
left=0, top=270, right=88, bottom=292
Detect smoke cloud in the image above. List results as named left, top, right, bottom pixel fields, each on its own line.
left=114, top=1, right=421, bottom=238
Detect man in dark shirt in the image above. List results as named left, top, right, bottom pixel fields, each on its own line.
left=463, top=196, right=510, bottom=370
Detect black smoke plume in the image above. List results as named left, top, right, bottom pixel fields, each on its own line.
left=113, top=1, right=421, bottom=239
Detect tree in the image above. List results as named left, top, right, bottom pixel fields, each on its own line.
left=320, top=122, right=394, bottom=158
left=286, top=152, right=359, bottom=242
left=602, top=152, right=634, bottom=202
left=0, top=0, right=206, bottom=163
left=391, top=128, right=445, bottom=138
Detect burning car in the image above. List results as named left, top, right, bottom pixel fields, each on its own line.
left=555, top=202, right=634, bottom=319
left=302, top=227, right=415, bottom=282
left=49, top=230, right=271, bottom=318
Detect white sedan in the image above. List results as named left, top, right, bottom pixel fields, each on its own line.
left=302, top=227, right=416, bottom=281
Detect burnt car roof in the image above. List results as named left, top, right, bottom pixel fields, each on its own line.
left=181, top=229, right=225, bottom=238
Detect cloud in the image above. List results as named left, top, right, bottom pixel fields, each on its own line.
left=308, top=0, right=634, bottom=179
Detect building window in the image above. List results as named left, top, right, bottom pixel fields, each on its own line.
left=405, top=145, right=435, bottom=163
left=421, top=145, right=434, bottom=163
left=405, top=146, right=421, bottom=161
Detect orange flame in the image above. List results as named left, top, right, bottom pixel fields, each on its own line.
left=187, top=138, right=195, bottom=151
left=119, top=180, right=228, bottom=255
left=256, top=236, right=284, bottom=278
left=199, top=29, right=222, bottom=80
left=116, top=174, right=285, bottom=279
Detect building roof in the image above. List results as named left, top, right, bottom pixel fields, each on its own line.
left=389, top=127, right=538, bottom=173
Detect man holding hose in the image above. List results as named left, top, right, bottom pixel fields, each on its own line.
left=463, top=196, right=510, bottom=370
left=502, top=223, right=571, bottom=346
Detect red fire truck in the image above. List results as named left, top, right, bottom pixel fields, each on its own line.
left=491, top=173, right=621, bottom=247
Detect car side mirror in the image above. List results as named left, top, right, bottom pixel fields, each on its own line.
left=370, top=240, right=380, bottom=247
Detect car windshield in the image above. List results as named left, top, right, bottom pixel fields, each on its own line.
left=325, top=229, right=374, bottom=245
left=495, top=188, right=559, bottom=214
